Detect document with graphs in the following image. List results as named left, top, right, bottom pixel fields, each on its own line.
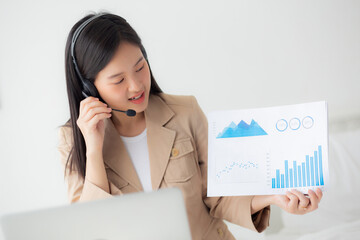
left=207, top=101, right=329, bottom=196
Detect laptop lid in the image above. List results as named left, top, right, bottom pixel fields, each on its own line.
left=1, top=187, right=192, bottom=240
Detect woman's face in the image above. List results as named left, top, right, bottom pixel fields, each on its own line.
left=94, top=41, right=151, bottom=114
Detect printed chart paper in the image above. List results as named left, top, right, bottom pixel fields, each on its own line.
left=207, top=101, right=329, bottom=196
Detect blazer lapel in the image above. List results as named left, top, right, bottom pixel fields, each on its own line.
left=102, top=94, right=176, bottom=192
left=102, top=117, right=143, bottom=191
left=145, top=94, right=176, bottom=190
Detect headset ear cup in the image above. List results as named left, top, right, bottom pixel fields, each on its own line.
left=81, top=79, right=93, bottom=97
left=82, top=79, right=100, bottom=99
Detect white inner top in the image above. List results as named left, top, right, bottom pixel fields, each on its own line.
left=120, top=128, right=152, bottom=192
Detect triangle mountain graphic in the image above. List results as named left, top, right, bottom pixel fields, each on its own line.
left=217, top=119, right=268, bottom=138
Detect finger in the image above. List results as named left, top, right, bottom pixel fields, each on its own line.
left=81, top=99, right=106, bottom=115
left=83, top=106, right=112, bottom=122
left=79, top=97, right=100, bottom=117
left=77, top=99, right=107, bottom=129
left=88, top=112, right=112, bottom=128
left=286, top=191, right=299, bottom=213
left=80, top=96, right=99, bottom=110
left=315, top=188, right=323, bottom=201
left=290, top=189, right=310, bottom=208
left=81, top=99, right=107, bottom=117
left=307, top=189, right=319, bottom=211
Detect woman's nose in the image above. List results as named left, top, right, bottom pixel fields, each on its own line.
left=127, top=76, right=142, bottom=92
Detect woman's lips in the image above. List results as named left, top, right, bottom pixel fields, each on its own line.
left=128, top=92, right=145, bottom=104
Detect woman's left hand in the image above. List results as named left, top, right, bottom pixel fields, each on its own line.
left=272, top=188, right=323, bottom=215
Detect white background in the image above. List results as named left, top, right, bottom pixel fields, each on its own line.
left=0, top=0, right=359, bottom=237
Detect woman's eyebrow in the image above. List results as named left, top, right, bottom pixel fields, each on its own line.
left=108, top=56, right=144, bottom=79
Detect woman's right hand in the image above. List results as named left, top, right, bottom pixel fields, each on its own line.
left=76, top=97, right=112, bottom=153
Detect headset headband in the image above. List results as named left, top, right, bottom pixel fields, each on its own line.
left=70, top=13, right=106, bottom=81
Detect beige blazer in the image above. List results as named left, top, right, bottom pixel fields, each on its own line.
left=58, top=93, right=270, bottom=240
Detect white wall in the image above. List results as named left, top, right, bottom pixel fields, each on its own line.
left=0, top=0, right=359, bottom=235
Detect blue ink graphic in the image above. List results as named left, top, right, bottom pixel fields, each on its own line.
left=217, top=119, right=268, bottom=138
left=216, top=161, right=259, bottom=179
left=271, top=145, right=324, bottom=189
left=289, top=118, right=301, bottom=130
left=276, top=119, right=288, bottom=132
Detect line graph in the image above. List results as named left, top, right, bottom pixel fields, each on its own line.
left=216, top=161, right=259, bottom=179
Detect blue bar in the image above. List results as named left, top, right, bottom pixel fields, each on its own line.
left=276, top=170, right=280, bottom=188
left=314, top=151, right=319, bottom=186
left=285, top=160, right=289, bottom=188
left=306, top=155, right=310, bottom=186
left=281, top=174, right=284, bottom=188
left=310, top=156, right=314, bottom=186
left=290, top=169, right=293, bottom=188
left=302, top=163, right=306, bottom=186
left=272, top=178, right=275, bottom=188
left=293, top=161, right=297, bottom=187
left=319, top=146, right=324, bottom=185
left=298, top=166, right=302, bottom=187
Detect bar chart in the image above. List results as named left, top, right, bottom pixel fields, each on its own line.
left=271, top=145, right=324, bottom=189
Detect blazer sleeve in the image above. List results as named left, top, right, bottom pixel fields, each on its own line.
left=190, top=96, right=271, bottom=233
left=57, top=126, right=117, bottom=203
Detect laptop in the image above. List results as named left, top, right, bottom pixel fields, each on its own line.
left=1, top=187, right=192, bottom=240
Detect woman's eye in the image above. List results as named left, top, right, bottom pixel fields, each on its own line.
left=114, top=64, right=144, bottom=84
left=136, top=64, right=144, bottom=72
left=115, top=78, right=124, bottom=85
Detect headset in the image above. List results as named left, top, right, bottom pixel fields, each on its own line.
left=70, top=13, right=148, bottom=117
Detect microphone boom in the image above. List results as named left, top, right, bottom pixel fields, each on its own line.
left=112, top=108, right=136, bottom=117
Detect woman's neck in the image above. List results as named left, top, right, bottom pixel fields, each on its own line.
left=110, top=111, right=146, bottom=137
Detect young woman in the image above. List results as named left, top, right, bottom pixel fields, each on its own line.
left=58, top=12, right=323, bottom=240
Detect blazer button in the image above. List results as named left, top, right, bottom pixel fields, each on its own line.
left=171, top=148, right=179, bottom=157
left=217, top=228, right=224, bottom=237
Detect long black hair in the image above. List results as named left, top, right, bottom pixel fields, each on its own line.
left=61, top=12, right=162, bottom=179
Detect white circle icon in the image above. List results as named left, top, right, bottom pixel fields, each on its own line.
left=276, top=119, right=288, bottom=132
left=302, top=116, right=314, bottom=129
left=289, top=118, right=301, bottom=130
